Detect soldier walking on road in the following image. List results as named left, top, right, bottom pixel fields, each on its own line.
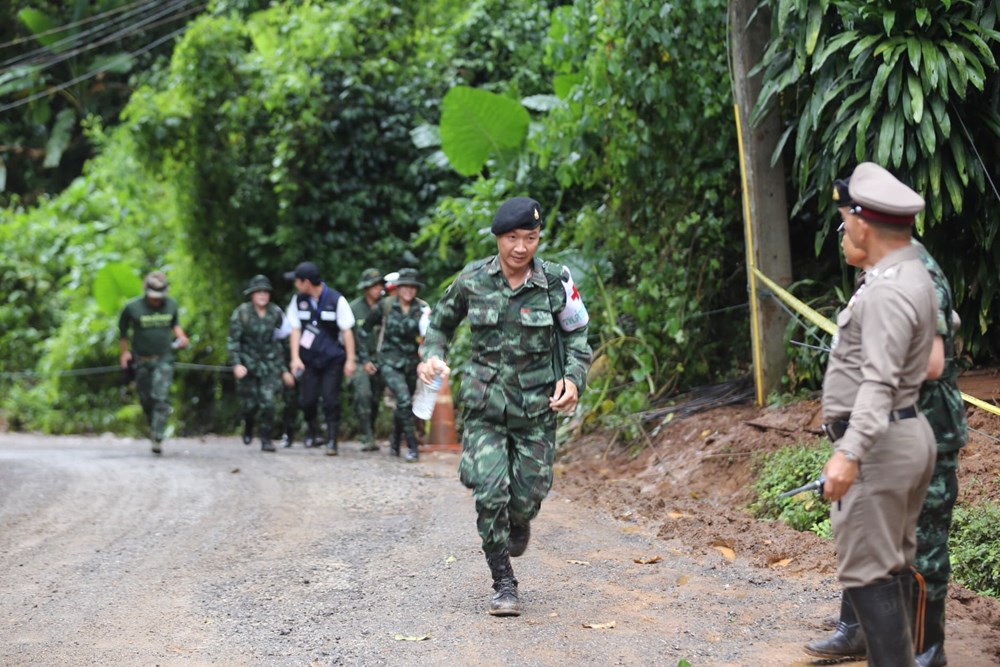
left=118, top=271, right=190, bottom=455
left=285, top=261, right=357, bottom=456
left=227, top=275, right=291, bottom=452
left=418, top=197, right=591, bottom=617
left=817, top=163, right=937, bottom=666
left=350, top=268, right=385, bottom=452
left=362, top=268, right=430, bottom=462
left=806, top=180, right=968, bottom=666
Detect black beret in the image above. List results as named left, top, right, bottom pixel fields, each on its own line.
left=491, top=197, right=542, bottom=235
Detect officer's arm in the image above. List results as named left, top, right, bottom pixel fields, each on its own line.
left=838, top=291, right=915, bottom=460
left=420, top=279, right=467, bottom=363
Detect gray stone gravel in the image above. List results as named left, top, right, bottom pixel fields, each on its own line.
left=0, top=433, right=995, bottom=666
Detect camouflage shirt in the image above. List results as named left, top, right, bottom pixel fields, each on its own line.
left=227, top=302, right=287, bottom=376
left=362, top=295, right=429, bottom=370
left=422, top=255, right=592, bottom=423
left=350, top=296, right=380, bottom=364
left=916, top=241, right=968, bottom=453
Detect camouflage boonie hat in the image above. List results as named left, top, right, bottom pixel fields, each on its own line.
left=356, top=268, right=384, bottom=291
left=144, top=271, right=168, bottom=298
left=243, top=274, right=273, bottom=296
left=394, top=267, right=424, bottom=288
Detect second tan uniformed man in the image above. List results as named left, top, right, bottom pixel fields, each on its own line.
left=820, top=162, right=937, bottom=666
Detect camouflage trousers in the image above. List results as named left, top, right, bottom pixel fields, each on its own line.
left=459, top=415, right=556, bottom=554
left=914, top=451, right=960, bottom=602
left=352, top=368, right=383, bottom=444
left=382, top=364, right=416, bottom=437
left=236, top=369, right=281, bottom=425
left=135, top=357, right=173, bottom=442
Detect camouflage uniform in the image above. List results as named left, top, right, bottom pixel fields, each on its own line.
left=914, top=242, right=967, bottom=601
left=350, top=268, right=385, bottom=450
left=421, top=255, right=591, bottom=554
left=227, top=288, right=287, bottom=447
left=361, top=268, right=429, bottom=460
left=119, top=293, right=181, bottom=444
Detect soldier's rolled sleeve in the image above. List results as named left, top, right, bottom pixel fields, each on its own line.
left=838, top=289, right=918, bottom=459
left=420, top=281, right=467, bottom=361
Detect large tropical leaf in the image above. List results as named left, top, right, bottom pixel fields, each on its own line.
left=439, top=86, right=530, bottom=177
left=93, top=263, right=143, bottom=317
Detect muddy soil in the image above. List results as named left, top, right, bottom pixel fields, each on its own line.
left=1, top=398, right=998, bottom=666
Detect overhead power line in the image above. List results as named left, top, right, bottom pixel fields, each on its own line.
left=0, top=0, right=155, bottom=51
left=0, top=0, right=191, bottom=71
left=0, top=23, right=195, bottom=115
left=0, top=0, right=202, bottom=81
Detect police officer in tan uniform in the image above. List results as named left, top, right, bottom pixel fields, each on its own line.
left=821, top=162, right=937, bottom=666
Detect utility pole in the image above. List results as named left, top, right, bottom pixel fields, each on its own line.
left=729, top=0, right=793, bottom=404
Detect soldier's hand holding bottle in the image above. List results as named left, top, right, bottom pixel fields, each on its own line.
left=417, top=356, right=450, bottom=384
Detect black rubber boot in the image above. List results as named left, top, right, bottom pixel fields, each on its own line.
left=304, top=419, right=320, bottom=448
left=804, top=592, right=866, bottom=660
left=915, top=598, right=947, bottom=667
left=404, top=433, right=419, bottom=462
left=508, top=523, right=531, bottom=558
left=324, top=421, right=338, bottom=457
left=485, top=550, right=521, bottom=617
left=846, top=575, right=915, bottom=667
left=242, top=415, right=254, bottom=445
left=260, top=425, right=275, bottom=452
left=389, top=418, right=402, bottom=457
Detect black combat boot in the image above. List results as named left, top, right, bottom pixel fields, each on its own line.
left=485, top=549, right=521, bottom=617
left=304, top=419, right=320, bottom=448
left=324, top=421, right=338, bottom=457
left=389, top=418, right=402, bottom=457
left=260, top=425, right=275, bottom=452
left=915, top=598, right=947, bottom=667
left=846, top=575, right=915, bottom=667
left=404, top=432, right=419, bottom=462
left=804, top=592, right=866, bottom=660
left=242, top=415, right=255, bottom=445
left=508, top=523, right=532, bottom=558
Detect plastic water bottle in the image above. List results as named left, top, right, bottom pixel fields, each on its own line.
left=412, top=373, right=442, bottom=420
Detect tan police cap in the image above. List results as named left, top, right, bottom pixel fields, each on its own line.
left=846, top=162, right=924, bottom=225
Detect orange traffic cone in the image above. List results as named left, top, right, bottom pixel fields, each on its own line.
left=422, top=375, right=460, bottom=452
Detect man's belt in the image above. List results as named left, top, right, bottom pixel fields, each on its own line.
left=137, top=354, right=163, bottom=361
left=822, top=405, right=918, bottom=442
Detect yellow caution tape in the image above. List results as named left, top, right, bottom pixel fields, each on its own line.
left=750, top=267, right=1000, bottom=417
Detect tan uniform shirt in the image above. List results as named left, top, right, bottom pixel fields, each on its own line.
left=822, top=244, right=938, bottom=459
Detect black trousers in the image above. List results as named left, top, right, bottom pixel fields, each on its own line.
left=299, top=359, right=344, bottom=424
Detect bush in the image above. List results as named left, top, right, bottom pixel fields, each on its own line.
left=750, top=441, right=831, bottom=537
left=950, top=502, right=1000, bottom=599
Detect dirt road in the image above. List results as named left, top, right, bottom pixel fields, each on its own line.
left=0, top=433, right=995, bottom=666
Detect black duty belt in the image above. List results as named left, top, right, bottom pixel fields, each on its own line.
left=822, top=405, right=918, bottom=442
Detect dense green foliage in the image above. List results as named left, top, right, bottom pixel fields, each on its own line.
left=950, top=501, right=1000, bottom=599
left=753, top=0, right=1000, bottom=362
left=750, top=441, right=832, bottom=538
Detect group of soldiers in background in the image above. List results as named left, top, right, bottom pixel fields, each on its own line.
left=118, top=263, right=433, bottom=461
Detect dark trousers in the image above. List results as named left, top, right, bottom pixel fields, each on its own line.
left=299, top=360, right=344, bottom=424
